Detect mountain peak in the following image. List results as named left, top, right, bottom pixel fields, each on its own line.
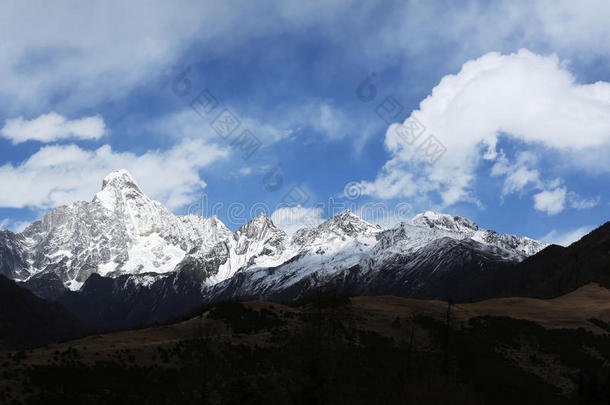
left=237, top=213, right=281, bottom=237
left=101, top=169, right=141, bottom=192
left=412, top=211, right=479, bottom=233
left=338, top=208, right=355, bottom=217
left=93, top=169, right=147, bottom=211
left=322, top=209, right=379, bottom=235
left=249, top=212, right=273, bottom=225
left=331, top=209, right=364, bottom=222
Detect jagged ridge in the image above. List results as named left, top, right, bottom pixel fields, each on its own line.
left=1, top=170, right=547, bottom=310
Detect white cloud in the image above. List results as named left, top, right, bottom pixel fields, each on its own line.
left=0, top=1, right=608, bottom=116
left=0, top=139, right=229, bottom=210
left=271, top=205, right=324, bottom=235
left=245, top=100, right=353, bottom=143
left=149, top=109, right=231, bottom=144
left=0, top=1, right=361, bottom=114
left=357, top=50, right=610, bottom=211
left=1, top=112, right=106, bottom=144
left=489, top=152, right=601, bottom=212
left=0, top=218, right=31, bottom=233
left=1, top=3, right=609, bottom=220
left=152, top=99, right=350, bottom=148
left=533, top=187, right=567, bottom=215
left=239, top=168, right=252, bottom=175
left=0, top=2, right=199, bottom=113
left=367, top=1, right=610, bottom=71
left=541, top=225, right=593, bottom=247
left=567, top=192, right=600, bottom=210
left=490, top=151, right=542, bottom=196
left=302, top=102, right=351, bottom=141
left=531, top=188, right=599, bottom=215
left=11, top=221, right=30, bottom=233
left=355, top=202, right=412, bottom=229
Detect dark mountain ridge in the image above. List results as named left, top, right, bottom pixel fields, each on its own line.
left=0, top=275, right=88, bottom=349
left=54, top=221, right=609, bottom=330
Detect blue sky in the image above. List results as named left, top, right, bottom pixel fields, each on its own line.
left=0, top=0, right=608, bottom=245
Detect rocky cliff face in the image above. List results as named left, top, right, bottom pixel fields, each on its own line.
left=8, top=170, right=234, bottom=296
left=203, top=211, right=548, bottom=303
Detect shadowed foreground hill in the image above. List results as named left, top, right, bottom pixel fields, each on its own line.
left=0, top=275, right=87, bottom=350
left=2, top=285, right=609, bottom=404
left=387, top=221, right=610, bottom=302
left=506, top=221, right=610, bottom=298
left=53, top=221, right=609, bottom=332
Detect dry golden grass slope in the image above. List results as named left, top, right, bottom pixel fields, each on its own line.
left=3, top=283, right=608, bottom=369
left=351, top=283, right=610, bottom=334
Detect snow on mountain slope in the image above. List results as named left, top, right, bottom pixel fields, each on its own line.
left=409, top=211, right=547, bottom=260
left=0, top=230, right=29, bottom=280
left=284, top=210, right=383, bottom=277
left=1, top=170, right=548, bottom=302
left=367, top=211, right=547, bottom=266
left=412, top=210, right=479, bottom=234
left=205, top=211, right=385, bottom=299
left=205, top=210, right=548, bottom=301
left=201, top=213, right=294, bottom=285
left=15, top=170, right=232, bottom=290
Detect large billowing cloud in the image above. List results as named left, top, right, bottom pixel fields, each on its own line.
left=357, top=49, right=610, bottom=212
left=0, top=139, right=228, bottom=210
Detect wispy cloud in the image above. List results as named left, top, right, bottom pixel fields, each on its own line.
left=0, top=218, right=31, bottom=233
left=271, top=205, right=324, bottom=235
left=1, top=112, right=106, bottom=144
left=0, top=139, right=229, bottom=210
left=491, top=151, right=542, bottom=197
left=567, top=192, right=600, bottom=210
left=541, top=225, right=593, bottom=247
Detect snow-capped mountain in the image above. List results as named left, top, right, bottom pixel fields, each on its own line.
left=12, top=170, right=233, bottom=294
left=0, top=230, right=28, bottom=280
left=203, top=210, right=547, bottom=302
left=0, top=169, right=550, bottom=327
left=373, top=211, right=545, bottom=263
left=170, top=213, right=294, bottom=288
